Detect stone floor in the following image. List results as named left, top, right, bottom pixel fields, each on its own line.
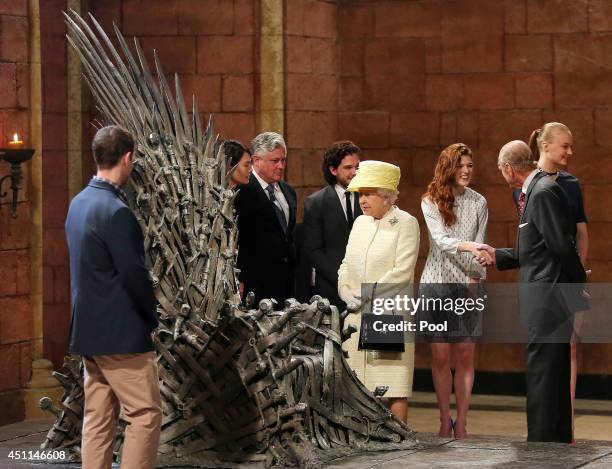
left=1, top=393, right=611, bottom=468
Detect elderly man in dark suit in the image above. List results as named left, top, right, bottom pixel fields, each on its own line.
left=235, top=132, right=297, bottom=307
left=65, top=126, right=161, bottom=468
left=303, top=141, right=361, bottom=309
left=479, top=140, right=587, bottom=443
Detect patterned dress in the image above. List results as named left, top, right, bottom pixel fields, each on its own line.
left=419, top=187, right=488, bottom=340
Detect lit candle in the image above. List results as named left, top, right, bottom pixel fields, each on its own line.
left=8, top=133, right=24, bottom=148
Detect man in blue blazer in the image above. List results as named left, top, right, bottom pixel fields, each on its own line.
left=65, top=126, right=161, bottom=467
left=303, top=141, right=361, bottom=309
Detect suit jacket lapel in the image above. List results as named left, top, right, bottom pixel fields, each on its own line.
left=278, top=180, right=296, bottom=233
left=324, top=185, right=350, bottom=234
left=516, top=171, right=545, bottom=254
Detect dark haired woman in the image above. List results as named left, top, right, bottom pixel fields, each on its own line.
left=224, top=139, right=252, bottom=188
left=420, top=143, right=489, bottom=438
left=526, top=122, right=589, bottom=443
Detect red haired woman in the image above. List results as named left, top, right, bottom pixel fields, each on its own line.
left=420, top=143, right=490, bottom=438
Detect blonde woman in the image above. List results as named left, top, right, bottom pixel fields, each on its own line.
left=527, top=122, right=589, bottom=443
left=338, top=160, right=420, bottom=423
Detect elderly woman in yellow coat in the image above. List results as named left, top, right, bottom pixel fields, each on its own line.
left=337, top=160, right=420, bottom=423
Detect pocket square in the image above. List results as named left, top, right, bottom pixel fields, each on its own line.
left=519, top=222, right=529, bottom=228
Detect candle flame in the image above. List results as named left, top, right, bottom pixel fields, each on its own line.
left=12, top=133, right=19, bottom=142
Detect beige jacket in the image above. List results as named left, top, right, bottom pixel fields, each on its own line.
left=338, top=206, right=420, bottom=398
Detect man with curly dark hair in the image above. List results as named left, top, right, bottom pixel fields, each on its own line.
left=303, top=141, right=361, bottom=309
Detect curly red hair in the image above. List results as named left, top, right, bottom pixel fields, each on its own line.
left=423, top=143, right=473, bottom=227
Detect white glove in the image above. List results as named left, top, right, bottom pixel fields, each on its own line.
left=339, top=285, right=362, bottom=311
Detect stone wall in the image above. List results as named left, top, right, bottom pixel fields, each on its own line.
left=0, top=0, right=34, bottom=425
left=328, top=0, right=612, bottom=374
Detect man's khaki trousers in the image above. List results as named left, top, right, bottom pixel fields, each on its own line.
left=82, top=352, right=162, bottom=469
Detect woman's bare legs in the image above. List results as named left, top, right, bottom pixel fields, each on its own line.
left=388, top=398, right=408, bottom=423
left=431, top=343, right=453, bottom=437
left=452, top=342, right=475, bottom=438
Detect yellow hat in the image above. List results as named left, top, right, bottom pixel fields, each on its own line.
left=347, top=160, right=400, bottom=193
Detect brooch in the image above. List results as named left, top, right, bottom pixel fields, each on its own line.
left=389, top=217, right=398, bottom=226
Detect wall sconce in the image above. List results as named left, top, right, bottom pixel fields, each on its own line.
left=0, top=134, right=35, bottom=218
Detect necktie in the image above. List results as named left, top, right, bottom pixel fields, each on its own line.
left=266, top=184, right=288, bottom=232
left=345, top=191, right=354, bottom=228
left=518, top=191, right=526, bottom=218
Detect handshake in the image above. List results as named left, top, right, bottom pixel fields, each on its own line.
left=469, top=242, right=496, bottom=267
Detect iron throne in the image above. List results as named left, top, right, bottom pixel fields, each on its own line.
left=40, top=10, right=417, bottom=468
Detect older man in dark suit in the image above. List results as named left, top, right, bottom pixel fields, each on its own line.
left=65, top=126, right=161, bottom=468
left=303, top=141, right=361, bottom=309
left=479, top=140, right=587, bottom=443
left=235, top=132, right=297, bottom=307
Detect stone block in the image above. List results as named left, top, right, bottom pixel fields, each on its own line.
left=198, top=36, right=253, bottom=74
left=19, top=342, right=32, bottom=387
left=140, top=37, right=196, bottom=75
left=43, top=73, right=67, bottom=114
left=178, top=0, right=234, bottom=35
left=390, top=112, right=440, bottom=148
left=43, top=185, right=68, bottom=229
left=364, top=73, right=425, bottom=111
left=515, top=73, right=553, bottom=109
left=504, top=0, right=527, bottom=34
left=301, top=148, right=325, bottom=187
left=527, top=0, right=587, bottom=34
left=425, top=37, right=441, bottom=73
left=122, top=0, right=178, bottom=35
left=583, top=185, right=612, bottom=222
left=464, top=74, right=514, bottom=110
left=555, top=34, right=612, bottom=107
left=234, top=0, right=254, bottom=35
left=425, top=74, right=463, bottom=111
left=40, top=0, right=66, bottom=37
left=41, top=151, right=68, bottom=191
left=589, top=0, right=612, bottom=32
left=337, top=111, right=388, bottom=149
left=339, top=77, right=363, bottom=111
left=441, top=0, right=504, bottom=73
left=15, top=63, right=28, bottom=108
left=0, top=63, right=16, bottom=109
left=286, top=111, right=337, bottom=149
left=0, top=0, right=27, bottom=15
left=53, top=265, right=70, bottom=305
left=222, top=75, right=254, bottom=112
left=340, top=40, right=363, bottom=77
left=364, top=38, right=425, bottom=76
left=15, top=250, right=28, bottom=295
left=43, top=266, right=53, bottom=304
left=440, top=113, right=457, bottom=147
left=374, top=0, right=440, bottom=38
left=0, top=15, right=28, bottom=62
left=486, top=221, right=510, bottom=248
left=0, top=203, right=30, bottom=250
left=285, top=148, right=307, bottom=188
left=303, top=0, right=336, bottom=38
left=287, top=36, right=311, bottom=74
left=0, top=388, right=24, bottom=426
left=41, top=36, right=66, bottom=74
left=456, top=112, right=480, bottom=150
left=177, top=74, right=221, bottom=114
left=311, top=38, right=336, bottom=75
left=505, top=34, right=552, bottom=72
left=587, top=222, right=612, bottom=261
left=588, top=260, right=612, bottom=283
left=0, top=251, right=17, bottom=296
left=286, top=0, right=305, bottom=36
left=594, top=109, right=612, bottom=147
left=478, top=110, right=543, bottom=152
left=564, top=145, right=612, bottom=184
left=410, top=147, right=440, bottom=186
left=287, top=74, right=337, bottom=111
left=0, top=344, right=19, bottom=390
left=42, top=113, right=67, bottom=151
left=0, top=296, right=31, bottom=344
left=338, top=3, right=372, bottom=38
left=43, top=227, right=68, bottom=267
left=470, top=146, right=506, bottom=186
left=212, top=112, right=255, bottom=146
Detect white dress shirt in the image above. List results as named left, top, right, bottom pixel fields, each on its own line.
left=253, top=169, right=290, bottom=223
left=334, top=184, right=353, bottom=221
